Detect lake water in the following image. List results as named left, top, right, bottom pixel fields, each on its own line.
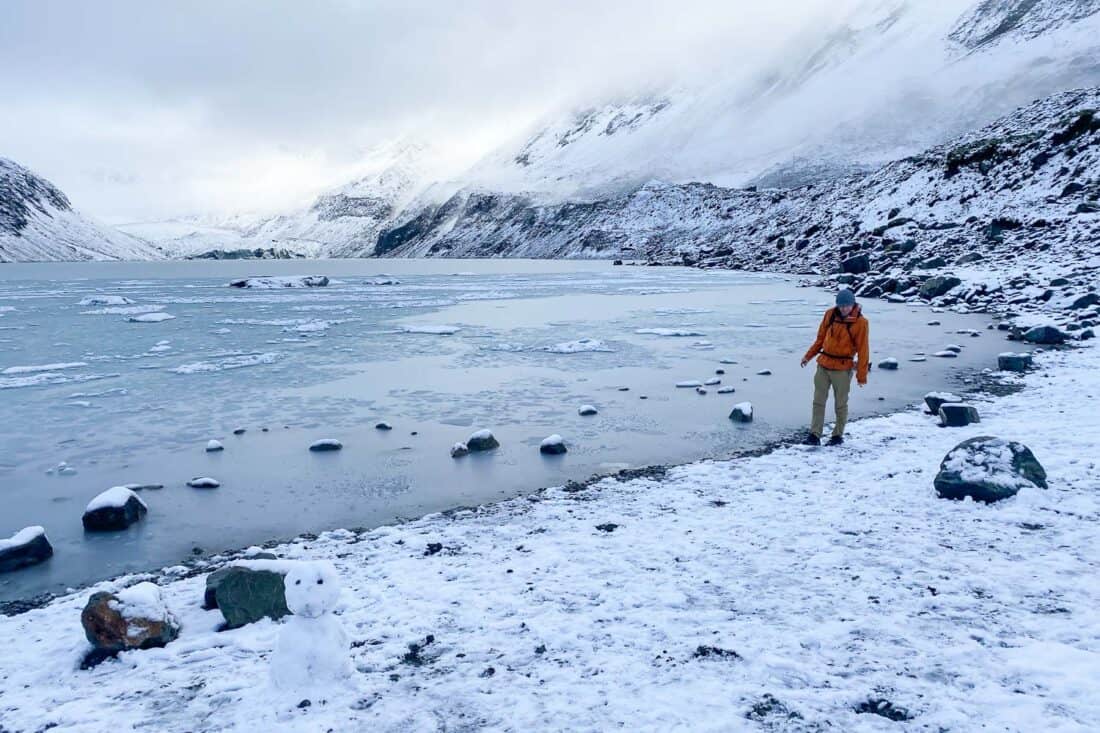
left=0, top=259, right=1009, bottom=600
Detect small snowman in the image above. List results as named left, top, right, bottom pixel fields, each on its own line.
left=270, top=560, right=351, bottom=695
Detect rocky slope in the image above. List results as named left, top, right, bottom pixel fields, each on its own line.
left=375, top=87, right=1100, bottom=322
left=0, top=158, right=162, bottom=263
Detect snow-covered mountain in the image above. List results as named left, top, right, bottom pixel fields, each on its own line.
left=0, top=158, right=162, bottom=263
left=374, top=85, right=1100, bottom=311
left=115, top=0, right=1100, bottom=262
left=122, top=142, right=437, bottom=259
left=457, top=0, right=1100, bottom=199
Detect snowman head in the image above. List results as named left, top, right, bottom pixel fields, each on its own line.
left=283, top=561, right=341, bottom=618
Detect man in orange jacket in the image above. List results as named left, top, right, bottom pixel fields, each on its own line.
left=800, top=289, right=870, bottom=446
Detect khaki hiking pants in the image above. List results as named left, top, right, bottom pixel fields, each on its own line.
left=811, top=364, right=853, bottom=438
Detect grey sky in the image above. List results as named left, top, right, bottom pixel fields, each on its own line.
left=1, top=0, right=866, bottom=221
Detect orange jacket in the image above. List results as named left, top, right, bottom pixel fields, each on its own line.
left=803, top=305, right=870, bottom=384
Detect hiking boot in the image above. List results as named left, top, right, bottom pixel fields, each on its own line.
left=827, top=435, right=844, bottom=446
left=804, top=433, right=821, bottom=446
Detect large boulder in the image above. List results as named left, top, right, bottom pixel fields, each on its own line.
left=466, top=429, right=500, bottom=452
left=938, top=403, right=981, bottom=427
left=919, top=276, right=962, bottom=300
left=998, top=352, right=1033, bottom=373
left=0, top=526, right=53, bottom=573
left=81, top=582, right=180, bottom=662
left=841, top=254, right=870, bottom=274
left=203, top=553, right=278, bottom=609
left=934, top=436, right=1047, bottom=503
left=82, top=486, right=147, bottom=532
left=1023, top=326, right=1068, bottom=345
left=213, top=563, right=291, bottom=629
left=915, top=256, right=947, bottom=270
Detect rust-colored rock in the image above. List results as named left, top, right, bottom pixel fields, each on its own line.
left=81, top=584, right=180, bottom=658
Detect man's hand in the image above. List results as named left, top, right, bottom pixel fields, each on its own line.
left=800, top=358, right=809, bottom=368
left=858, top=381, right=866, bottom=388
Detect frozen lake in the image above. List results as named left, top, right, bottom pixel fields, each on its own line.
left=0, top=260, right=1009, bottom=601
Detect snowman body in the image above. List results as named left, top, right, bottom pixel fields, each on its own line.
left=270, top=561, right=351, bottom=693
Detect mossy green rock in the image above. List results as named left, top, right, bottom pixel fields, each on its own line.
left=213, top=567, right=289, bottom=628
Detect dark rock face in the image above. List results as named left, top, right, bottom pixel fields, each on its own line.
left=934, top=436, right=1047, bottom=503
left=841, top=254, right=871, bottom=274
left=81, top=589, right=179, bottom=656
left=213, top=567, right=290, bottom=629
left=0, top=530, right=53, bottom=573
left=82, top=495, right=147, bottom=532
left=919, top=275, right=962, bottom=299
left=0, top=157, right=71, bottom=236
left=203, top=553, right=278, bottom=609
left=1023, top=325, right=1068, bottom=344
left=998, top=353, right=1034, bottom=372
left=938, top=403, right=981, bottom=427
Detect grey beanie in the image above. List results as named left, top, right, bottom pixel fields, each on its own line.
left=836, top=289, right=856, bottom=306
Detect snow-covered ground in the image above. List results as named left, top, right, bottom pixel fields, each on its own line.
left=1, top=337, right=1095, bottom=731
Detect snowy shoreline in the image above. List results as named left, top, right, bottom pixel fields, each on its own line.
left=1, top=331, right=1096, bottom=730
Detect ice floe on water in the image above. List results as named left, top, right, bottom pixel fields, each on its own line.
left=78, top=295, right=134, bottom=306
left=541, top=338, right=613, bottom=354
left=2, top=362, right=88, bottom=375
left=172, top=352, right=280, bottom=374
left=635, top=328, right=705, bottom=337
left=398, top=325, right=462, bottom=335
left=68, top=387, right=128, bottom=399
left=227, top=276, right=329, bottom=289
left=127, top=313, right=175, bottom=323
left=148, top=341, right=172, bottom=353
left=282, top=318, right=357, bottom=335
left=0, top=372, right=119, bottom=390
left=81, top=305, right=165, bottom=316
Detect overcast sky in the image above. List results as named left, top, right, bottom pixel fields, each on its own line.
left=1, top=0, right=875, bottom=221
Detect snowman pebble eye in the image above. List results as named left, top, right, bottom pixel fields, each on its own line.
left=317, top=579, right=324, bottom=585
left=295, top=580, right=301, bottom=585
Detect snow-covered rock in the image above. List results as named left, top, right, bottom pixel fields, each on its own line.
left=466, top=429, right=499, bottom=452
left=998, top=352, right=1034, bottom=372
left=309, top=439, right=343, bottom=452
left=375, top=422, right=393, bottom=431
left=934, top=436, right=1047, bottom=503
left=80, top=582, right=179, bottom=662
left=206, top=439, right=224, bottom=453
left=717, top=386, right=736, bottom=394
left=578, top=404, right=598, bottom=416
left=187, top=477, right=220, bottom=489
left=675, top=380, right=702, bottom=388
left=878, top=357, right=899, bottom=370
left=539, top=435, right=567, bottom=455
left=82, top=486, right=148, bottom=531
left=924, top=392, right=963, bottom=414
left=0, top=526, right=53, bottom=573
left=450, top=442, right=469, bottom=458
left=938, top=403, right=982, bottom=428
left=729, top=402, right=754, bottom=423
